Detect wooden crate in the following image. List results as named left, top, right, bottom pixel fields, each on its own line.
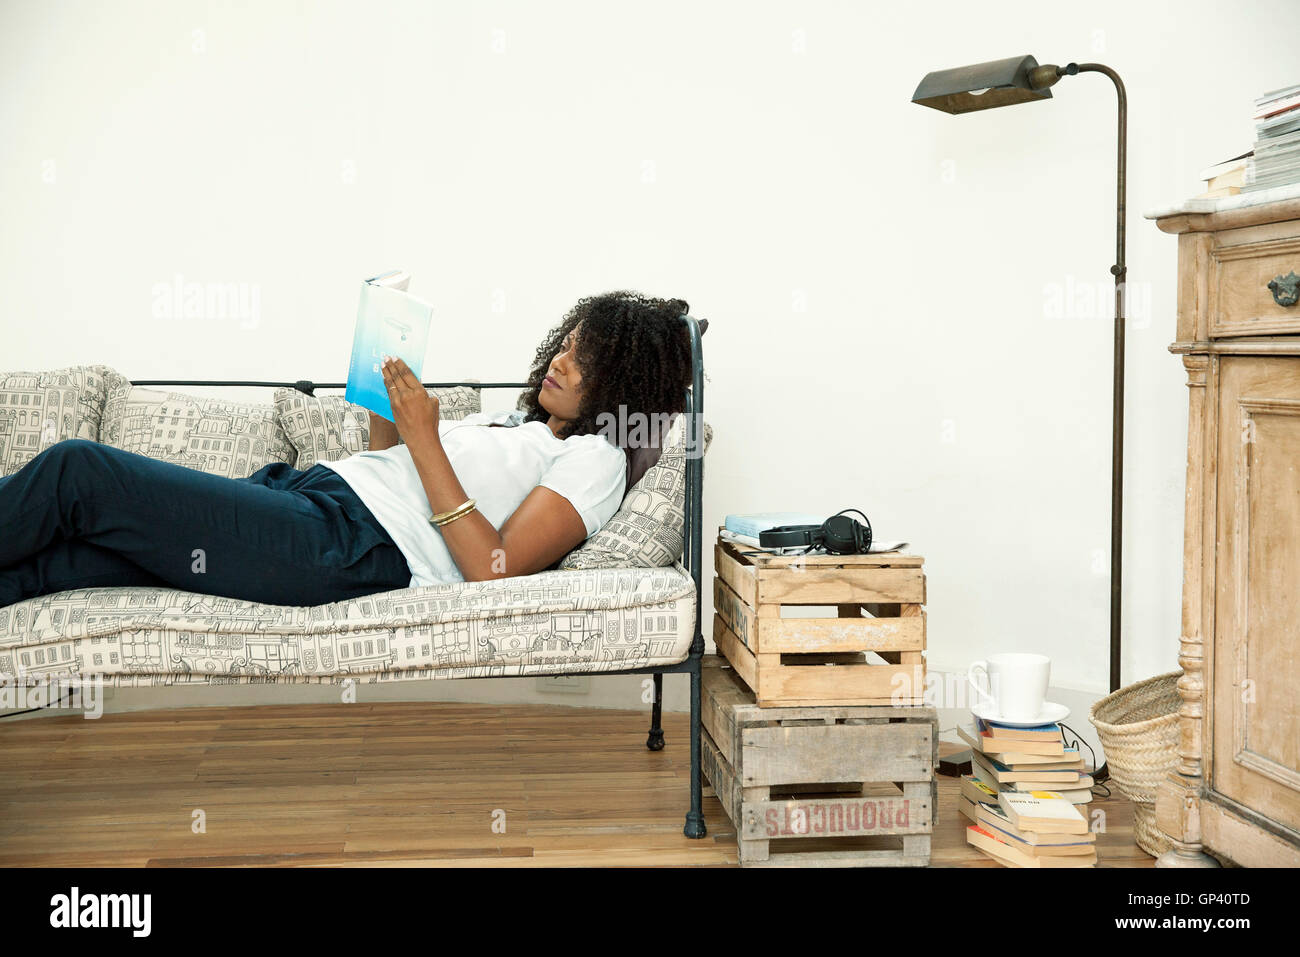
left=701, top=656, right=937, bottom=867
left=713, top=529, right=926, bottom=707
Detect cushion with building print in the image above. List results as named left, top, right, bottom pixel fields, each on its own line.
left=0, top=364, right=120, bottom=477
left=559, top=411, right=713, bottom=570
left=100, top=374, right=296, bottom=477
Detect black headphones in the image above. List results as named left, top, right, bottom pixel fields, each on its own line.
left=755, top=508, right=873, bottom=556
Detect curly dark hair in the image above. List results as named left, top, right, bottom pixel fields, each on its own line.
left=517, top=290, right=696, bottom=444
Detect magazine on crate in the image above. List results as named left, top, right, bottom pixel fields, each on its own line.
left=344, top=269, right=434, bottom=422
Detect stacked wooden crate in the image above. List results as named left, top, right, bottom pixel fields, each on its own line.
left=704, top=529, right=936, bottom=866
left=712, top=530, right=927, bottom=706
left=702, top=656, right=937, bottom=866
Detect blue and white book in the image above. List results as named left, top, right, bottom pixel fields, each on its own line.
left=344, top=270, right=434, bottom=423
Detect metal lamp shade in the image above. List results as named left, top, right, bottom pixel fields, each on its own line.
left=911, top=54, right=1052, bottom=114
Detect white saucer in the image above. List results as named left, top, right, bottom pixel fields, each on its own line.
left=972, top=700, right=1070, bottom=728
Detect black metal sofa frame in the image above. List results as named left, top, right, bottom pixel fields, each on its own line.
left=127, top=314, right=709, bottom=839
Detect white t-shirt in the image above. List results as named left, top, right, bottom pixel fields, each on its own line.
left=318, top=409, right=627, bottom=587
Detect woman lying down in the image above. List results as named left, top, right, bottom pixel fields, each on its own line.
left=0, top=290, right=697, bottom=608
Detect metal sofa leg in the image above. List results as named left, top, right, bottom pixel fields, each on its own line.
left=683, top=653, right=707, bottom=839
left=646, top=672, right=665, bottom=751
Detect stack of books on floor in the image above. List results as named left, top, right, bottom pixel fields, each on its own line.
left=1246, top=83, right=1300, bottom=191
left=957, top=717, right=1097, bottom=867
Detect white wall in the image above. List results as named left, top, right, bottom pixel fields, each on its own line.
left=1, top=0, right=1294, bottom=719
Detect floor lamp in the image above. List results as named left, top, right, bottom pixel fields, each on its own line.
left=912, top=54, right=1127, bottom=777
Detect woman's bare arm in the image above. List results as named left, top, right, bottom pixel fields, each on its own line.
left=407, top=436, right=587, bottom=581
left=368, top=411, right=401, bottom=451
left=376, top=356, right=586, bottom=580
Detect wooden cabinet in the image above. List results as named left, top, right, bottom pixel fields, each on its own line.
left=1150, top=192, right=1300, bottom=867
left=1213, top=356, right=1300, bottom=837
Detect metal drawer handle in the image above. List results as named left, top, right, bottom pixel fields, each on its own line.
left=1268, top=271, right=1299, bottom=307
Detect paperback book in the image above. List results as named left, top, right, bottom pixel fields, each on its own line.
left=970, top=748, right=1083, bottom=785
left=965, top=824, right=1095, bottom=868
left=957, top=720, right=1068, bottom=759
left=998, top=790, right=1090, bottom=835
left=971, top=764, right=1094, bottom=804
left=959, top=792, right=1097, bottom=855
left=981, top=719, right=1065, bottom=744
left=344, top=270, right=435, bottom=423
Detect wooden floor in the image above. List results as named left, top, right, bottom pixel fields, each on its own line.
left=0, top=700, right=1155, bottom=867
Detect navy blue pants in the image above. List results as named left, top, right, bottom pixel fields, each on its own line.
left=0, top=439, right=411, bottom=608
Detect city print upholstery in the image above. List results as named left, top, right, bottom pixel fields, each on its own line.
left=0, top=563, right=696, bottom=684
left=560, top=413, right=713, bottom=570
left=100, top=371, right=297, bottom=478
left=0, top=364, right=120, bottom=475
left=0, top=365, right=706, bottom=683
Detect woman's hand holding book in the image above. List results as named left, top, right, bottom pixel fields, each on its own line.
left=380, top=355, right=440, bottom=452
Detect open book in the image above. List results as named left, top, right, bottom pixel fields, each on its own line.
left=344, top=270, right=434, bottom=422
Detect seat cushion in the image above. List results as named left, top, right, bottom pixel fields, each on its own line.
left=100, top=375, right=297, bottom=477
left=0, top=563, right=696, bottom=683
left=275, top=386, right=481, bottom=468
left=560, top=412, right=713, bottom=569
left=0, top=363, right=120, bottom=476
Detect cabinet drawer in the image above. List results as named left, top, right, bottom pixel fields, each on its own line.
left=1210, top=235, right=1300, bottom=337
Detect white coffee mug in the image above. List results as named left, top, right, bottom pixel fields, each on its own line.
left=968, top=653, right=1051, bottom=722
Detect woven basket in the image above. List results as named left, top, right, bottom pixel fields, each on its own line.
left=1089, top=671, right=1183, bottom=858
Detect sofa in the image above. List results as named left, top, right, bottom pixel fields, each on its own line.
left=0, top=315, right=712, bottom=836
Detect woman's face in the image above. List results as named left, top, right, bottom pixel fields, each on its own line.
left=539, top=322, right=584, bottom=421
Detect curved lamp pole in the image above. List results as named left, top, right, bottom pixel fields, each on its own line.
left=912, top=55, right=1128, bottom=696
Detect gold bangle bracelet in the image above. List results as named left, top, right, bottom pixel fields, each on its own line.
left=438, top=503, right=476, bottom=527
left=432, top=498, right=475, bottom=523
left=430, top=498, right=477, bottom=527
